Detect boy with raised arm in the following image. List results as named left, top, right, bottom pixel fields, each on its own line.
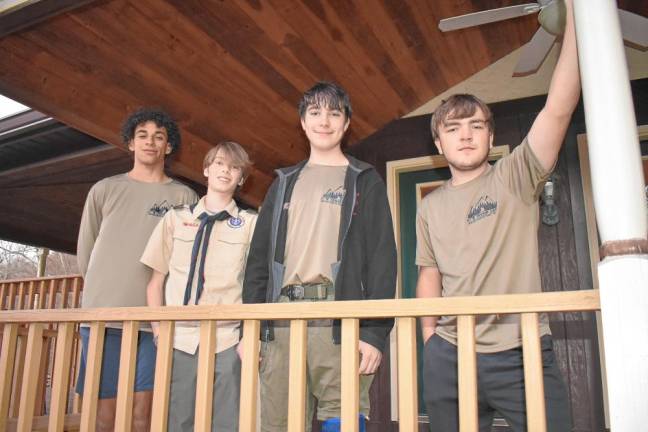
left=416, top=2, right=580, bottom=431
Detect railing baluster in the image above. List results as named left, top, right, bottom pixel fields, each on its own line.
left=48, top=322, right=74, bottom=431
left=239, top=319, right=260, bottom=432
left=71, top=278, right=81, bottom=308
left=521, top=312, right=547, bottom=432
left=60, top=279, right=69, bottom=309
left=0, top=283, right=7, bottom=310
left=115, top=321, right=140, bottom=432
left=341, top=318, right=359, bottom=432
left=195, top=320, right=217, bottom=432
left=72, top=337, right=83, bottom=414
left=37, top=281, right=46, bottom=309
left=26, top=282, right=35, bottom=310
left=397, top=317, right=418, bottom=431
left=80, top=321, right=106, bottom=432
left=16, top=283, right=25, bottom=310
left=10, top=332, right=26, bottom=417
left=0, top=324, right=18, bottom=432
left=47, top=280, right=56, bottom=310
left=287, top=319, right=307, bottom=432
left=151, top=321, right=175, bottom=432
left=16, top=323, right=44, bottom=432
left=7, top=284, right=16, bottom=311
left=34, top=282, right=49, bottom=417
left=457, top=315, right=478, bottom=432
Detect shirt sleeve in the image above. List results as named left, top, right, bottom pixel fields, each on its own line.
left=76, top=182, right=103, bottom=277
left=415, top=201, right=438, bottom=268
left=183, top=187, right=199, bottom=206
left=140, top=209, right=175, bottom=275
left=494, top=137, right=551, bottom=204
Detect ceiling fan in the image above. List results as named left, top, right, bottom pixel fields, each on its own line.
left=438, top=1, right=648, bottom=77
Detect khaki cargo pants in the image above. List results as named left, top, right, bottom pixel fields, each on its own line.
left=259, top=297, right=374, bottom=432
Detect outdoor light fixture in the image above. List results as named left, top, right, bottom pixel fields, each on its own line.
left=542, top=175, right=559, bottom=226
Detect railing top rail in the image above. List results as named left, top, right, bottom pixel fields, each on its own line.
left=0, top=275, right=82, bottom=284
left=0, top=290, right=599, bottom=323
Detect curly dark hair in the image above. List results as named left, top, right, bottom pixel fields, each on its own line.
left=120, top=108, right=181, bottom=154
left=298, top=81, right=352, bottom=120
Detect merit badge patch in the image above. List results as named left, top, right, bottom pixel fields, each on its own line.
left=227, top=216, right=244, bottom=229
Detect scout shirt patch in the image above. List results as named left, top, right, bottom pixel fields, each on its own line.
left=227, top=216, right=245, bottom=229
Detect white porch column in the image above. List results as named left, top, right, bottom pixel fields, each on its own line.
left=573, top=1, right=648, bottom=431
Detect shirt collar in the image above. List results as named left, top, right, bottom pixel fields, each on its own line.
left=191, top=196, right=240, bottom=219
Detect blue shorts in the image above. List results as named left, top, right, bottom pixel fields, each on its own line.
left=75, top=327, right=156, bottom=399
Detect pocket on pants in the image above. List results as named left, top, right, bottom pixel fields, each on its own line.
left=541, top=335, right=556, bottom=367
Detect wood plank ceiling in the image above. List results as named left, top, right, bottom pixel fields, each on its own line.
left=0, top=0, right=645, bottom=252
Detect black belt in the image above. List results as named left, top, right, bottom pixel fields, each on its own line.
left=280, top=283, right=334, bottom=301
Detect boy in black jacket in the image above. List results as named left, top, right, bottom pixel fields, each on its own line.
left=242, top=81, right=397, bottom=431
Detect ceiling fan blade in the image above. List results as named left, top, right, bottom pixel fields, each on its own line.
left=439, top=3, right=541, bottom=32
left=618, top=9, right=648, bottom=50
left=513, top=27, right=557, bottom=77
left=537, top=0, right=553, bottom=5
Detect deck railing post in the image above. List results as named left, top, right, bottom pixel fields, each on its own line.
left=287, top=319, right=307, bottom=432
left=341, top=318, right=360, bottom=432
left=521, top=313, right=546, bottom=432
left=396, top=317, right=418, bottom=431
left=195, top=320, right=217, bottom=432
left=457, top=315, right=477, bottom=432
left=151, top=320, right=175, bottom=432
left=239, top=319, right=261, bottom=432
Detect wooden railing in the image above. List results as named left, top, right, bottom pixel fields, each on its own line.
left=0, top=288, right=600, bottom=432
left=0, top=276, right=83, bottom=431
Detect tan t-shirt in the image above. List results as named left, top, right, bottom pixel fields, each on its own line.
left=141, top=197, right=257, bottom=354
left=283, top=164, right=347, bottom=286
left=416, top=139, right=551, bottom=352
left=77, top=174, right=197, bottom=329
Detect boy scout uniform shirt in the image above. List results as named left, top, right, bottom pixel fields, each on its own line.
left=415, top=138, right=551, bottom=353
left=141, top=197, right=257, bottom=354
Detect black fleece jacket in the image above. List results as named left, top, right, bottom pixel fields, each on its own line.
left=242, top=155, right=397, bottom=351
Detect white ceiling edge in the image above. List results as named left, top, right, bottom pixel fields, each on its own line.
left=0, top=95, right=29, bottom=120
left=405, top=44, right=648, bottom=118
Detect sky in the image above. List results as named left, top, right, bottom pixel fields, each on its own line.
left=0, top=94, right=28, bottom=120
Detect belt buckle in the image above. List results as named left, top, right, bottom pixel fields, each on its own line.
left=291, top=285, right=304, bottom=301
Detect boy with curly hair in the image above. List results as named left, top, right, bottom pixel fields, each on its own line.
left=76, top=108, right=197, bottom=431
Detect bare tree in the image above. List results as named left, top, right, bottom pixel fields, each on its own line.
left=0, top=240, right=78, bottom=280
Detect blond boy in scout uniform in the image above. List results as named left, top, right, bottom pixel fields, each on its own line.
left=141, top=141, right=256, bottom=432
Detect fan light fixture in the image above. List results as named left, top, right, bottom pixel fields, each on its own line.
left=439, top=0, right=648, bottom=77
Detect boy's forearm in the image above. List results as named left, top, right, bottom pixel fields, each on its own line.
left=417, top=266, right=442, bottom=343
left=146, top=271, right=165, bottom=336
left=545, top=0, right=580, bottom=118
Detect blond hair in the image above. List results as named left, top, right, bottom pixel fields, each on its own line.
left=203, top=141, right=252, bottom=179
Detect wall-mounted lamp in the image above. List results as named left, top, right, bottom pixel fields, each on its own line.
left=542, top=175, right=559, bottom=226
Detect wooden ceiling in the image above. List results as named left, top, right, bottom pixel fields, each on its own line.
left=0, top=0, right=544, bottom=203
left=0, top=0, right=646, bottom=252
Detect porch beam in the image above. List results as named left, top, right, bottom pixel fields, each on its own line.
left=0, top=1, right=97, bottom=39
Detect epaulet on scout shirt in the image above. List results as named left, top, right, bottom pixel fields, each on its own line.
left=240, top=208, right=258, bottom=217
left=172, top=204, right=191, bottom=212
